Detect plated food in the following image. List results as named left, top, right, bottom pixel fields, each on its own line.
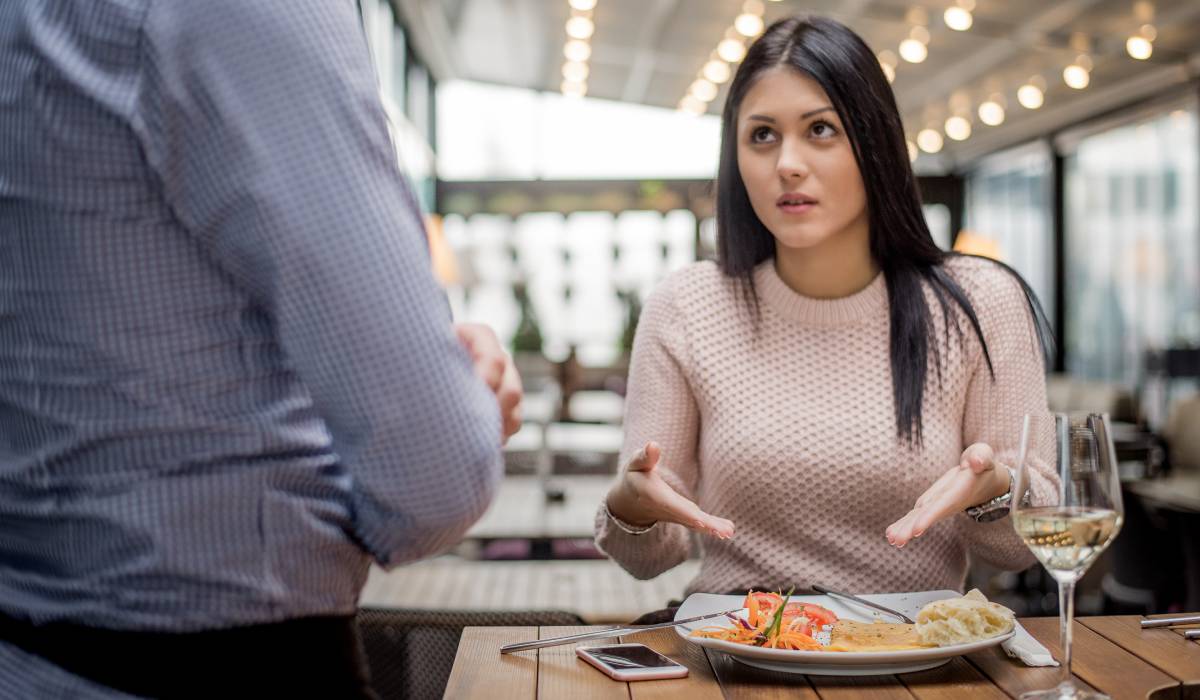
left=915, top=588, right=1015, bottom=645
left=691, top=588, right=1014, bottom=652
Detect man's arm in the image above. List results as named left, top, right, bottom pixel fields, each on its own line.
left=133, top=0, right=502, bottom=566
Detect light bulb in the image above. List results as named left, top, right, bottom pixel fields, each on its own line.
left=907, top=139, right=918, bottom=163
left=561, top=80, right=587, bottom=98
left=899, top=39, right=928, bottom=63
left=565, top=16, right=594, bottom=39
left=944, top=7, right=973, bottom=31
left=945, top=115, right=972, bottom=141
left=881, top=62, right=896, bottom=83
left=1017, top=84, right=1044, bottom=109
left=703, top=60, right=732, bottom=84
left=689, top=79, right=718, bottom=102
left=917, top=128, right=943, bottom=153
left=717, top=38, right=747, bottom=63
left=978, top=100, right=1005, bottom=126
left=1126, top=35, right=1153, bottom=60
left=562, top=61, right=589, bottom=82
left=563, top=40, right=591, bottom=62
left=1063, top=64, right=1090, bottom=89
left=568, top=0, right=596, bottom=10
left=734, top=12, right=764, bottom=37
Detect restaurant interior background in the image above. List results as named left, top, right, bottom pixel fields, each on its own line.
left=353, top=0, right=1200, bottom=666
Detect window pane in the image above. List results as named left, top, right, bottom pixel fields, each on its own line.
left=1064, top=104, right=1200, bottom=387
left=965, top=143, right=1055, bottom=316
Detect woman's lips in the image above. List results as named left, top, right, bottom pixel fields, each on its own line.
left=776, top=193, right=817, bottom=214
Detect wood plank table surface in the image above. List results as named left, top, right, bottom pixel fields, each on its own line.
left=445, top=614, right=1200, bottom=700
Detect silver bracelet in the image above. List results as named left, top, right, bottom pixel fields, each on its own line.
left=603, top=500, right=657, bottom=535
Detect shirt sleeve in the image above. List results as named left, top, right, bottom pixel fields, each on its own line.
left=593, top=279, right=698, bottom=579
left=958, top=264, right=1059, bottom=569
left=131, top=0, right=502, bottom=567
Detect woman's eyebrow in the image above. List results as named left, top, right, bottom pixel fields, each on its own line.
left=745, top=106, right=834, bottom=124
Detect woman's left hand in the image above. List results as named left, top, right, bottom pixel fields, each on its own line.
left=885, top=443, right=1010, bottom=548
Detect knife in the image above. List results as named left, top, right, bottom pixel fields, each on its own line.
left=811, top=584, right=916, bottom=624
left=499, top=608, right=742, bottom=654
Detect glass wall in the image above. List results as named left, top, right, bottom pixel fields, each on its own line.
left=1062, top=102, right=1200, bottom=389
left=358, top=0, right=437, bottom=210
left=964, top=142, right=1055, bottom=317
left=444, top=210, right=697, bottom=364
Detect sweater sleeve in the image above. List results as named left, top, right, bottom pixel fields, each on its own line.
left=593, top=277, right=700, bottom=580
left=958, top=263, right=1059, bottom=569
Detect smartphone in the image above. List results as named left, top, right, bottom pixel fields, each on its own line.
left=576, top=643, right=689, bottom=681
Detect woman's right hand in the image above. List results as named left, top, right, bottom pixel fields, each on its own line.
left=605, top=442, right=735, bottom=539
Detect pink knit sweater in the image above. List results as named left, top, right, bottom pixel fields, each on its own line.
left=595, top=256, right=1056, bottom=596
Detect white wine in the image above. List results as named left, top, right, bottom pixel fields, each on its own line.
left=1013, top=507, right=1122, bottom=580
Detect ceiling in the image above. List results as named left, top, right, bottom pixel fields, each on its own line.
left=399, top=0, right=1200, bottom=172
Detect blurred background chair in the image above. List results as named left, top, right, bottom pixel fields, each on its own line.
left=356, top=607, right=585, bottom=700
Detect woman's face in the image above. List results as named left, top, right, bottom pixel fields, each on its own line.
left=736, top=66, right=868, bottom=254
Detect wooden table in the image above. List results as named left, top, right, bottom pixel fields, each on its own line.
left=445, top=614, right=1200, bottom=699
left=466, top=475, right=612, bottom=541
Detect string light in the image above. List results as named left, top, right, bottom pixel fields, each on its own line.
left=734, top=12, right=764, bottom=37
left=680, top=2, right=762, bottom=112
left=945, top=115, right=972, bottom=141
left=978, top=96, right=1005, bottom=126
left=562, top=61, right=589, bottom=83
left=717, top=38, right=747, bottom=62
left=1063, top=63, right=1090, bottom=89
left=565, top=15, right=594, bottom=39
left=563, top=40, right=591, bottom=62
left=899, top=38, right=927, bottom=63
left=944, top=0, right=974, bottom=31
left=917, top=128, right=944, bottom=153
left=703, top=59, right=732, bottom=84
left=1127, top=23, right=1156, bottom=59
left=561, top=4, right=596, bottom=97
left=1017, top=83, right=1044, bottom=110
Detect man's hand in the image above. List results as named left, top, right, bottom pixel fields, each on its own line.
left=455, top=323, right=522, bottom=443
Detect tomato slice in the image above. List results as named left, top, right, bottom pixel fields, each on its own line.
left=782, top=610, right=812, bottom=636
left=800, top=603, right=838, bottom=627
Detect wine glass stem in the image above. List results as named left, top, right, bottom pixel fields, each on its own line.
left=1059, top=578, right=1076, bottom=687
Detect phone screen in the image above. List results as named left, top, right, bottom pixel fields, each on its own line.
left=583, top=645, right=680, bottom=669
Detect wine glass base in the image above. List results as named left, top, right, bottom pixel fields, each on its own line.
left=1020, top=681, right=1109, bottom=700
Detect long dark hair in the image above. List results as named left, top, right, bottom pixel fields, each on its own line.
left=716, top=16, right=1053, bottom=445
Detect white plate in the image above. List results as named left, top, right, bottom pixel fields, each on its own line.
left=674, top=590, right=1015, bottom=676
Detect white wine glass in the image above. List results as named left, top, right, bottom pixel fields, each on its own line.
left=1013, top=412, right=1124, bottom=700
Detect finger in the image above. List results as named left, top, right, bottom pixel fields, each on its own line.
left=910, top=487, right=969, bottom=536
left=502, top=404, right=522, bottom=442
left=625, top=442, right=660, bottom=473
left=961, top=443, right=995, bottom=474
left=886, top=509, right=920, bottom=547
left=661, top=492, right=735, bottom=539
left=497, top=365, right=522, bottom=415
left=913, top=471, right=955, bottom=510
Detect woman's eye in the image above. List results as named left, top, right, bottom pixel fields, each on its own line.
left=810, top=121, right=839, bottom=139
left=750, top=126, right=776, bottom=144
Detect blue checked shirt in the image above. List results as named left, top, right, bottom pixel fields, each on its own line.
left=0, top=1, right=502, bottom=694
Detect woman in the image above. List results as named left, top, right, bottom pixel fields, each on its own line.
left=595, top=16, right=1057, bottom=599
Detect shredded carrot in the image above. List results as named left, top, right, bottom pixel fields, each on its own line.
left=746, top=590, right=760, bottom=627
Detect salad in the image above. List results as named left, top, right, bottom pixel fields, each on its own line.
left=690, top=589, right=839, bottom=650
